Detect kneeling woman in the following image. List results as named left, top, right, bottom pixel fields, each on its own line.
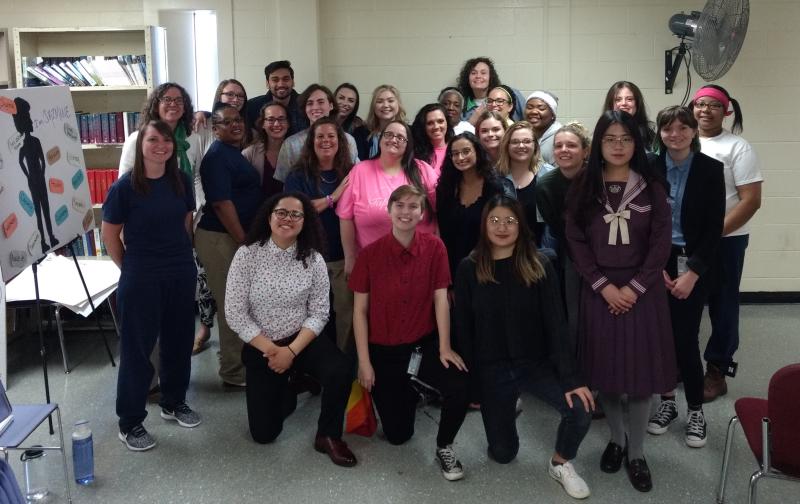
left=454, top=195, right=594, bottom=499
left=225, top=192, right=357, bottom=467
left=350, top=185, right=469, bottom=481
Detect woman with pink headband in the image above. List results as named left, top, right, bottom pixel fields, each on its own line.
left=690, top=84, right=762, bottom=402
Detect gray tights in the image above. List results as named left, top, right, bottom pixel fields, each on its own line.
left=599, top=393, right=652, bottom=460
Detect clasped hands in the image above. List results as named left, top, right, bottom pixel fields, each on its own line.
left=263, top=344, right=294, bottom=374
left=600, top=284, right=638, bottom=315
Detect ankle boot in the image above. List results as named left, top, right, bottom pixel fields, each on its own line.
left=703, top=363, right=728, bottom=403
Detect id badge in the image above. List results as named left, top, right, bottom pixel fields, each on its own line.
left=677, top=254, right=689, bottom=276
left=407, top=347, right=423, bottom=377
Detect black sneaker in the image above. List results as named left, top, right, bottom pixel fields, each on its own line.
left=435, top=445, right=464, bottom=481
left=118, top=424, right=156, bottom=451
left=161, top=403, right=202, bottom=428
left=647, top=399, right=678, bottom=435
left=685, top=409, right=707, bottom=448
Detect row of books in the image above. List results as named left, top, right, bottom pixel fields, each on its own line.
left=77, top=112, right=140, bottom=144
left=87, top=169, right=119, bottom=205
left=22, top=55, right=148, bottom=88
left=62, top=229, right=108, bottom=257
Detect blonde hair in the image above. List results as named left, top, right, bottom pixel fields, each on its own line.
left=366, top=84, right=407, bottom=137
left=495, top=121, right=542, bottom=176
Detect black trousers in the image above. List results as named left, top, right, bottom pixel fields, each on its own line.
left=241, top=335, right=352, bottom=444
left=369, top=334, right=468, bottom=447
left=666, top=246, right=709, bottom=407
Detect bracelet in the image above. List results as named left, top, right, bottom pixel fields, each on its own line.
left=326, top=195, right=334, bottom=209
left=287, top=345, right=297, bottom=357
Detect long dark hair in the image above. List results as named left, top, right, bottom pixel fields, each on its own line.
left=334, top=82, right=365, bottom=133
left=470, top=195, right=545, bottom=286
left=411, top=103, right=453, bottom=165
left=602, top=81, right=655, bottom=147
left=375, top=120, right=427, bottom=195
left=436, top=132, right=498, bottom=206
left=568, top=110, right=665, bottom=228
left=244, top=192, right=325, bottom=267
left=690, top=84, right=744, bottom=134
left=131, top=120, right=185, bottom=196
left=457, top=57, right=501, bottom=105
left=141, top=83, right=194, bottom=135
left=295, top=117, right=353, bottom=189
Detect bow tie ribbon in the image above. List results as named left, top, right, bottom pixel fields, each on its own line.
left=603, top=210, right=631, bottom=245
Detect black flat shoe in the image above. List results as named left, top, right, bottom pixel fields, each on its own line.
left=625, top=457, right=653, bottom=492
left=600, top=441, right=625, bottom=473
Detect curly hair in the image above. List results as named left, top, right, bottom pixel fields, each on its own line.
left=140, top=82, right=194, bottom=135
left=456, top=57, right=501, bottom=104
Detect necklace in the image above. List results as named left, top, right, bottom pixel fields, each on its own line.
left=320, top=170, right=338, bottom=184
left=608, top=183, right=622, bottom=194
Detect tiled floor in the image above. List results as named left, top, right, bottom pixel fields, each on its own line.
left=5, top=304, right=799, bottom=503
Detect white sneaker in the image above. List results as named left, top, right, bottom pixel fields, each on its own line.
left=549, top=460, right=590, bottom=499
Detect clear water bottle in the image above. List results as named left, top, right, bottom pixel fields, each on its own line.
left=20, top=446, right=49, bottom=501
left=71, top=420, right=94, bottom=485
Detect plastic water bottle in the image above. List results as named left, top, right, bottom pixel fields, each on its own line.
left=72, top=420, right=94, bottom=485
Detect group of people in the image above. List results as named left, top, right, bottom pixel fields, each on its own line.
left=101, top=56, right=762, bottom=499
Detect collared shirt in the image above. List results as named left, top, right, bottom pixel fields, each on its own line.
left=225, top=239, right=330, bottom=343
left=349, top=231, right=451, bottom=346
left=666, top=152, right=694, bottom=246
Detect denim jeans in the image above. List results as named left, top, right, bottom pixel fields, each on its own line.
left=705, top=234, right=749, bottom=371
left=479, top=361, right=591, bottom=463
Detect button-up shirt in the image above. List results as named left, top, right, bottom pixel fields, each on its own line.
left=225, top=239, right=329, bottom=343
left=666, top=152, right=694, bottom=246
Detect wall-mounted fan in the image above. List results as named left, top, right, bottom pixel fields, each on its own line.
left=664, top=0, right=750, bottom=101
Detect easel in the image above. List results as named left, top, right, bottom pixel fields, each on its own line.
left=29, top=234, right=117, bottom=434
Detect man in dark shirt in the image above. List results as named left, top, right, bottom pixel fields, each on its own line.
left=244, top=60, right=308, bottom=136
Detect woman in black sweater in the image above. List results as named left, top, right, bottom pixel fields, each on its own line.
left=454, top=195, right=594, bottom=500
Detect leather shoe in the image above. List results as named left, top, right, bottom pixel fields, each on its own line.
left=625, top=456, right=653, bottom=492
left=314, top=435, right=357, bottom=467
left=600, top=441, right=625, bottom=473
left=703, top=363, right=728, bottom=403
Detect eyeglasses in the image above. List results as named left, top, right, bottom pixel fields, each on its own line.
left=488, top=216, right=519, bottom=227
left=382, top=131, right=408, bottom=144
left=272, top=209, right=305, bottom=222
left=486, top=98, right=509, bottom=106
left=213, top=117, right=244, bottom=127
left=451, top=147, right=474, bottom=159
left=694, top=101, right=724, bottom=111
left=510, top=138, right=534, bottom=146
left=221, top=91, right=246, bottom=100
left=601, top=136, right=634, bottom=147
left=159, top=96, right=184, bottom=106
left=265, top=117, right=287, bottom=124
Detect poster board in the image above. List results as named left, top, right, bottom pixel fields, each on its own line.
left=0, top=86, right=93, bottom=282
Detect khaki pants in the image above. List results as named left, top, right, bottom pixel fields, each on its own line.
left=194, top=227, right=244, bottom=384
left=326, top=259, right=354, bottom=353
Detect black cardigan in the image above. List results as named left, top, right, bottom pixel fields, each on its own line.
left=654, top=151, right=726, bottom=277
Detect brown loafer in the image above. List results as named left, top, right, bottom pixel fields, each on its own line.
left=314, top=435, right=357, bottom=467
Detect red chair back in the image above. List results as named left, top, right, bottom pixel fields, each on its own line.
left=768, top=363, right=800, bottom=476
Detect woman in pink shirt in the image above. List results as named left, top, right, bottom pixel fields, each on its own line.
left=411, top=103, right=452, bottom=179
left=337, top=120, right=438, bottom=275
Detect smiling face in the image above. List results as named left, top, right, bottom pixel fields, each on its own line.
left=313, top=123, right=339, bottom=163
left=440, top=91, right=463, bottom=126
left=486, top=205, right=519, bottom=251
left=613, top=86, right=637, bottom=115
left=374, top=90, right=399, bottom=122
left=213, top=107, right=245, bottom=145
left=389, top=194, right=425, bottom=233
left=600, top=122, right=635, bottom=169
left=305, top=90, right=334, bottom=123
left=261, top=104, right=288, bottom=141
left=487, top=88, right=513, bottom=118
left=157, top=86, right=185, bottom=128
left=693, top=97, right=725, bottom=136
left=469, top=62, right=490, bottom=97
left=660, top=118, right=696, bottom=156
left=425, top=110, right=448, bottom=146
left=450, top=138, right=477, bottom=173
left=478, top=118, right=505, bottom=152
left=553, top=131, right=588, bottom=172
left=508, top=128, right=535, bottom=164
left=525, top=98, right=554, bottom=132
left=141, top=125, right=174, bottom=165
left=267, top=68, right=294, bottom=100
left=269, top=196, right=304, bottom=244
left=220, top=82, right=246, bottom=112
left=335, top=87, right=358, bottom=121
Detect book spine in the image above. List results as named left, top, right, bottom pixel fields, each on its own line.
left=101, top=113, right=111, bottom=143
left=114, top=112, right=125, bottom=142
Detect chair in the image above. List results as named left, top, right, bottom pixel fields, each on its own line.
left=0, top=381, right=71, bottom=504
left=716, top=363, right=800, bottom=504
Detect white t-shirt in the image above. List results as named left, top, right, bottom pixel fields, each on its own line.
left=699, top=130, right=762, bottom=237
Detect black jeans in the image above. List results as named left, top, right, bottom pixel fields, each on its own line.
left=705, top=234, right=748, bottom=371
left=667, top=246, right=708, bottom=407
left=369, top=335, right=468, bottom=447
left=241, top=335, right=352, bottom=444
left=479, top=361, right=591, bottom=464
